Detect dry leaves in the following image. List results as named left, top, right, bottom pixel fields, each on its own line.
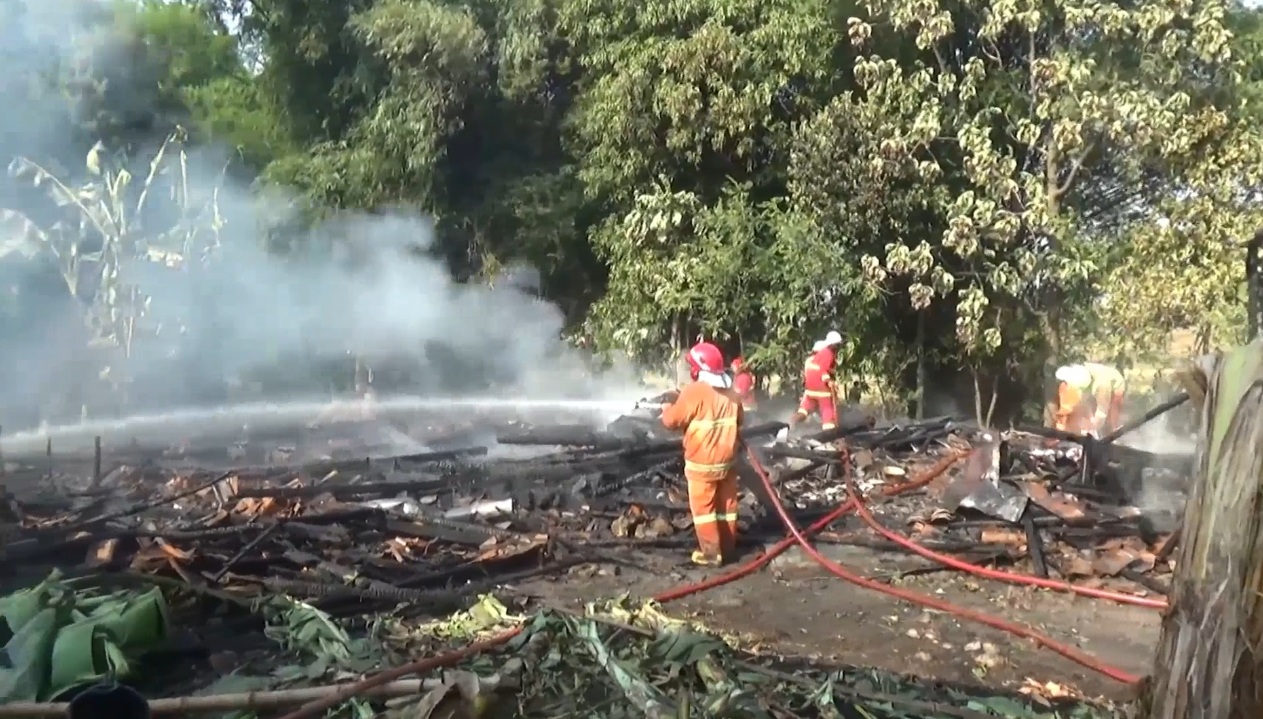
left=383, top=536, right=431, bottom=562
left=1019, top=677, right=1083, bottom=703
left=131, top=537, right=194, bottom=573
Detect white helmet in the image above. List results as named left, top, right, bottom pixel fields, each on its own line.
left=823, top=330, right=843, bottom=346
left=1055, top=364, right=1092, bottom=387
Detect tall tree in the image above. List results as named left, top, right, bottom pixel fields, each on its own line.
left=842, top=0, right=1261, bottom=403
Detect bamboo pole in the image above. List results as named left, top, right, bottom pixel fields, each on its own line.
left=0, top=673, right=512, bottom=717
left=1142, top=345, right=1263, bottom=719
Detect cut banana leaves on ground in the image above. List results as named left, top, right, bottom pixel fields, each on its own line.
left=0, top=574, right=169, bottom=702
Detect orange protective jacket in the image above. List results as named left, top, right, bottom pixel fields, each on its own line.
left=1054, top=364, right=1125, bottom=433
left=661, top=381, right=745, bottom=482
left=803, top=347, right=836, bottom=396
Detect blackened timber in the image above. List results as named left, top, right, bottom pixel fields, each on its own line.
left=656, top=420, right=788, bottom=453
left=1099, top=392, right=1190, bottom=445
left=234, top=446, right=488, bottom=478
left=843, top=415, right=959, bottom=450
left=763, top=446, right=845, bottom=464
left=384, top=517, right=502, bottom=546
left=393, top=447, right=489, bottom=464
left=495, top=425, right=630, bottom=449
left=235, top=475, right=449, bottom=499
left=1013, top=425, right=1083, bottom=443
left=1022, top=510, right=1050, bottom=579
left=501, top=419, right=787, bottom=457
left=807, top=417, right=875, bottom=443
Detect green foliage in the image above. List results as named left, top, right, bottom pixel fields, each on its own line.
left=0, top=574, right=169, bottom=702
left=475, top=601, right=1121, bottom=718
left=9, top=0, right=1263, bottom=421
left=1, top=131, right=220, bottom=348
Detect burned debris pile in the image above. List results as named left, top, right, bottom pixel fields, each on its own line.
left=0, top=404, right=1185, bottom=716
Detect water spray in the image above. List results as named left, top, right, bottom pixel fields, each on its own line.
left=0, top=394, right=644, bottom=457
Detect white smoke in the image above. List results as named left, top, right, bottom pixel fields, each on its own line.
left=0, top=0, right=642, bottom=432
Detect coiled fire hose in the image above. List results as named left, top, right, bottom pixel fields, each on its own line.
left=277, top=447, right=1138, bottom=719
left=740, top=444, right=1142, bottom=685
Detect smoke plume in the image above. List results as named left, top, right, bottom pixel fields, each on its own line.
left=0, top=0, right=636, bottom=433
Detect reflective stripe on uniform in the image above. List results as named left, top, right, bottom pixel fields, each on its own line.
left=804, top=389, right=833, bottom=398
left=692, top=512, right=738, bottom=525
left=685, top=459, right=733, bottom=474
left=821, top=423, right=837, bottom=430
left=805, top=361, right=821, bottom=371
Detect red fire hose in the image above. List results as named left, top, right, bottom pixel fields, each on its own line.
left=742, top=445, right=1142, bottom=685
left=842, top=473, right=1169, bottom=610
left=276, top=454, right=964, bottom=719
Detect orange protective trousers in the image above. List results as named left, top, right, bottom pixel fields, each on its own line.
left=796, top=392, right=837, bottom=430
left=686, top=471, right=739, bottom=560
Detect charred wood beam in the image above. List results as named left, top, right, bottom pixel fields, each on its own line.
left=495, top=425, right=630, bottom=449
left=763, top=446, right=845, bottom=464
left=385, top=517, right=508, bottom=546
left=1154, top=522, right=1181, bottom=564
left=626, top=420, right=789, bottom=456
left=235, top=475, right=448, bottom=499
left=211, top=523, right=281, bottom=583
left=319, top=557, right=590, bottom=618
left=229, top=446, right=489, bottom=479
left=807, top=417, right=875, bottom=443
left=1014, top=425, right=1081, bottom=443
left=838, top=415, right=959, bottom=449
left=1121, top=566, right=1169, bottom=596
left=1098, top=392, right=1189, bottom=445
left=1022, top=510, right=1050, bottom=578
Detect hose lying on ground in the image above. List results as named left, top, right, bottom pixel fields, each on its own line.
left=278, top=447, right=1143, bottom=719
left=275, top=453, right=965, bottom=719
left=742, top=445, right=1142, bottom=686
left=841, top=473, right=1169, bottom=611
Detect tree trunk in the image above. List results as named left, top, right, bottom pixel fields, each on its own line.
left=915, top=311, right=926, bottom=420
left=673, top=314, right=691, bottom=387
left=1142, top=343, right=1263, bottom=719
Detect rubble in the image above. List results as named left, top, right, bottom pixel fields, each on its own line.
left=0, top=399, right=1187, bottom=717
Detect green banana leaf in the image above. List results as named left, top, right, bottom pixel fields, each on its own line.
left=0, top=575, right=169, bottom=702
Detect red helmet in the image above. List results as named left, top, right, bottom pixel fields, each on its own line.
left=686, top=342, right=725, bottom=380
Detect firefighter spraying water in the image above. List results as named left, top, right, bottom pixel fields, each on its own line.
left=657, top=342, right=745, bottom=567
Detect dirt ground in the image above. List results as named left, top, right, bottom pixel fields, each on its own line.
left=519, top=540, right=1159, bottom=703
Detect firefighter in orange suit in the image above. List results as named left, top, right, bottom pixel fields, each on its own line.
left=731, top=357, right=757, bottom=411
left=1052, top=362, right=1126, bottom=437
left=660, top=342, right=744, bottom=566
left=789, top=330, right=843, bottom=431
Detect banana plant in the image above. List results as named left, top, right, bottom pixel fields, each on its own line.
left=0, top=129, right=223, bottom=410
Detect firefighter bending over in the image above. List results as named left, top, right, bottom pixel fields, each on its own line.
left=731, top=357, right=757, bottom=412
left=1052, top=362, right=1125, bottom=437
left=789, top=331, right=843, bottom=431
left=661, top=342, right=744, bottom=567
